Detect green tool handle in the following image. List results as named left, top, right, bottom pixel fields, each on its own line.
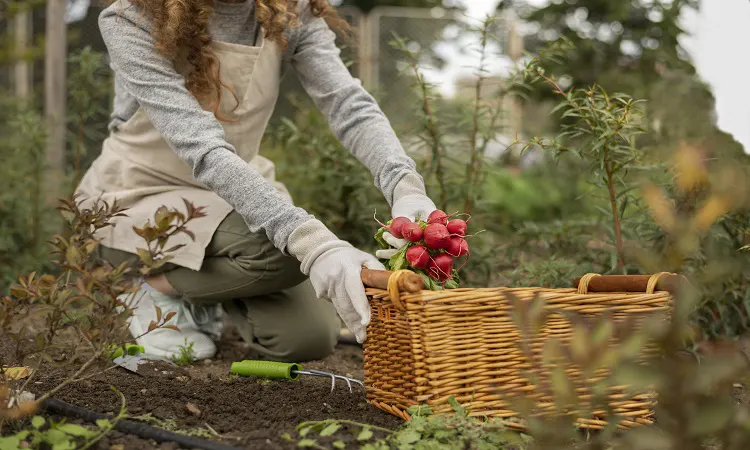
left=230, top=360, right=302, bottom=380
left=108, top=344, right=145, bottom=360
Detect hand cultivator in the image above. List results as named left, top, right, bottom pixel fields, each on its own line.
left=230, top=360, right=364, bottom=393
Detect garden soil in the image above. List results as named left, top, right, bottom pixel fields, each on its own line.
left=18, top=328, right=402, bottom=450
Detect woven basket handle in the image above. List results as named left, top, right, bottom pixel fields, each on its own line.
left=361, top=269, right=423, bottom=292
left=574, top=273, right=686, bottom=295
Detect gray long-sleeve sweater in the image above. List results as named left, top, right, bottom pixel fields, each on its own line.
left=98, top=0, right=426, bottom=268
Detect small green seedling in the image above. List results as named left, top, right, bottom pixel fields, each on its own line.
left=170, top=339, right=196, bottom=367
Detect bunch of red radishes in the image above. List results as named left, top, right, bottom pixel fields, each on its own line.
left=375, top=209, right=471, bottom=289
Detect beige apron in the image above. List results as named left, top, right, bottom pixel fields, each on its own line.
left=76, top=30, right=291, bottom=271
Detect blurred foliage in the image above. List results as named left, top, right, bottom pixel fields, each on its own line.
left=0, top=99, right=56, bottom=291
left=497, top=141, right=750, bottom=450
left=66, top=46, right=112, bottom=189
left=635, top=145, right=750, bottom=340
left=340, top=0, right=445, bottom=13
left=0, top=0, right=47, bottom=67
left=502, top=0, right=699, bottom=91
left=514, top=38, right=654, bottom=273
left=0, top=46, right=110, bottom=293
left=500, top=0, right=745, bottom=163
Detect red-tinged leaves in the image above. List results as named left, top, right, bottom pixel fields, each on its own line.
left=183, top=198, right=194, bottom=217
left=10, top=287, right=27, bottom=300
left=165, top=244, right=186, bottom=254
left=2, top=195, right=203, bottom=396
left=132, top=226, right=147, bottom=240
left=136, top=248, right=153, bottom=266
left=75, top=278, right=88, bottom=299
left=154, top=305, right=163, bottom=322
left=154, top=206, right=170, bottom=228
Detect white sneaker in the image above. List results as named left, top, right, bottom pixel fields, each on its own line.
left=186, top=301, right=224, bottom=342
left=121, top=284, right=216, bottom=360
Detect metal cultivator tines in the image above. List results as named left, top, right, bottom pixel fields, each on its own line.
left=230, top=360, right=365, bottom=393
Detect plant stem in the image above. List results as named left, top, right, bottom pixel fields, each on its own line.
left=80, top=390, right=127, bottom=450
left=605, top=163, right=625, bottom=272
left=37, top=350, right=102, bottom=402
left=464, top=22, right=490, bottom=215
left=410, top=61, right=448, bottom=211
left=297, top=419, right=395, bottom=435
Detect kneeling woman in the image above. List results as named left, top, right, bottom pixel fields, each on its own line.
left=76, top=0, right=437, bottom=361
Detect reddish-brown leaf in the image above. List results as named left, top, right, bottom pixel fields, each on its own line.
left=165, top=244, right=186, bottom=253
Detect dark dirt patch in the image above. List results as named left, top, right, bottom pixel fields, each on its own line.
left=22, top=333, right=401, bottom=450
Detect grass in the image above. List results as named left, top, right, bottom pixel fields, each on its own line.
left=169, top=339, right=197, bottom=367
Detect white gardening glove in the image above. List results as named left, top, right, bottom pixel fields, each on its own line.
left=375, top=174, right=437, bottom=260
left=392, top=194, right=438, bottom=224
left=288, top=220, right=388, bottom=343
left=308, top=243, right=385, bottom=343
left=375, top=232, right=408, bottom=260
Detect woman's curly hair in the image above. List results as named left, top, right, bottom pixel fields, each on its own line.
left=126, top=0, right=342, bottom=120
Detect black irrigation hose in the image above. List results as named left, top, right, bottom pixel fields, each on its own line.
left=42, top=398, right=242, bottom=450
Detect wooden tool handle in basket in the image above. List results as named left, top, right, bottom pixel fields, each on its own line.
left=573, top=274, right=685, bottom=295
left=361, top=269, right=424, bottom=293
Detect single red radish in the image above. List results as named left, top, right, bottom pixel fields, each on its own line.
left=445, top=237, right=469, bottom=257
left=389, top=216, right=412, bottom=239
left=427, top=210, right=449, bottom=226
left=446, top=219, right=467, bottom=237
left=406, top=245, right=430, bottom=269
left=423, top=223, right=450, bottom=249
left=401, top=222, right=424, bottom=242
left=428, top=254, right=454, bottom=281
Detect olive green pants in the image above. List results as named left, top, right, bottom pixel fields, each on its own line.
left=100, top=212, right=340, bottom=362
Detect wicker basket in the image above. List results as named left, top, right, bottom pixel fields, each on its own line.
left=360, top=270, right=678, bottom=430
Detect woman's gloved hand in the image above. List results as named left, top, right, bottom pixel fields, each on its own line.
left=375, top=232, right=407, bottom=260
left=391, top=193, right=437, bottom=224
left=306, top=241, right=385, bottom=344
left=375, top=191, right=437, bottom=260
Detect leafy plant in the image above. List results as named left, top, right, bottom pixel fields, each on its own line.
left=285, top=397, right=529, bottom=450
left=0, top=197, right=204, bottom=421
left=0, top=104, right=56, bottom=292
left=0, top=389, right=126, bottom=450
left=170, top=338, right=197, bottom=367
left=514, top=38, right=649, bottom=273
